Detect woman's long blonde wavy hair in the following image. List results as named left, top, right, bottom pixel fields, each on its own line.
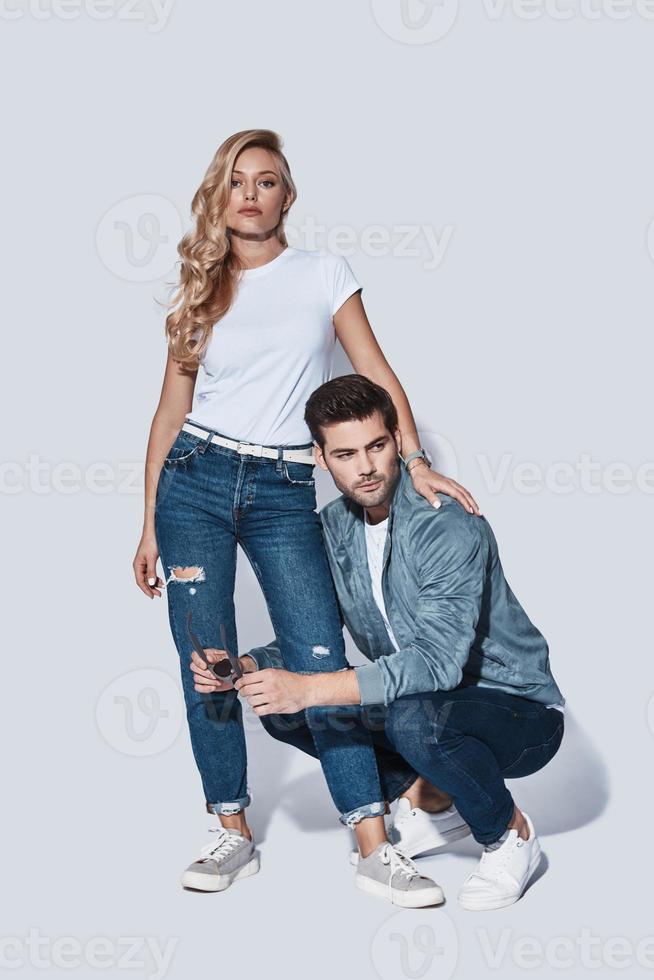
left=164, top=129, right=297, bottom=370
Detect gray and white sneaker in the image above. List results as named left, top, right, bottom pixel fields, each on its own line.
left=181, top=827, right=260, bottom=892
left=350, top=799, right=470, bottom=865
left=355, top=842, right=444, bottom=908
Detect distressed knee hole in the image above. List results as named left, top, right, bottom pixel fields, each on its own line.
left=166, top=565, right=206, bottom=585
left=312, top=644, right=331, bottom=659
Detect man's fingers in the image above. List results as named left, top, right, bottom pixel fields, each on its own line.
left=189, top=652, right=217, bottom=675
left=244, top=693, right=270, bottom=707
left=189, top=652, right=236, bottom=694
left=194, top=679, right=229, bottom=693
left=201, top=646, right=227, bottom=664
left=234, top=669, right=266, bottom=690
left=192, top=670, right=231, bottom=693
left=189, top=657, right=229, bottom=688
left=237, top=680, right=266, bottom=698
left=190, top=647, right=226, bottom=667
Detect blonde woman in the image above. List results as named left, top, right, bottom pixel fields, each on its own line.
left=132, top=129, right=481, bottom=900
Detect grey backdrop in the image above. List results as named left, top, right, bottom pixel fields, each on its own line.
left=2, top=2, right=652, bottom=978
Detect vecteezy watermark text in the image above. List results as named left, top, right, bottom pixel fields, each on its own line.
left=0, top=929, right=178, bottom=979
left=2, top=451, right=654, bottom=497
left=0, top=0, right=175, bottom=32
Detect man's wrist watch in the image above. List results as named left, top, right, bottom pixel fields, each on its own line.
left=404, top=448, right=430, bottom=472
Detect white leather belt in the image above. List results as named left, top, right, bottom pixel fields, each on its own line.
left=182, top=422, right=315, bottom=465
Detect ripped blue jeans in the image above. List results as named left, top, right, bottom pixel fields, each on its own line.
left=154, top=422, right=394, bottom=827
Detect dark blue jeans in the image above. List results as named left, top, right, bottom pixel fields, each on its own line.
left=154, top=422, right=388, bottom=826
left=262, top=687, right=564, bottom=844
left=260, top=704, right=420, bottom=808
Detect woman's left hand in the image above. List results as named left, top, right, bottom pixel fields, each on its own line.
left=408, top=461, right=482, bottom=515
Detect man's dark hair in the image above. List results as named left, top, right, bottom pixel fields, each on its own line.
left=304, top=374, right=398, bottom=449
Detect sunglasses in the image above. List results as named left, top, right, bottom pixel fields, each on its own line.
left=186, top=611, right=243, bottom=683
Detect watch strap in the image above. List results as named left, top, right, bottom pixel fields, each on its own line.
left=404, top=448, right=428, bottom=468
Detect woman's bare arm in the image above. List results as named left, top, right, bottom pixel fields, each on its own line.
left=333, top=293, right=481, bottom=515
left=133, top=352, right=198, bottom=597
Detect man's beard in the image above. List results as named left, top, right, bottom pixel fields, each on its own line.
left=334, top=455, right=400, bottom=509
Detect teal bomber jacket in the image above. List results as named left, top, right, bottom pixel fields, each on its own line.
left=248, top=458, right=565, bottom=709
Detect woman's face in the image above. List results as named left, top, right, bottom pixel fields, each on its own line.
left=227, top=146, right=289, bottom=239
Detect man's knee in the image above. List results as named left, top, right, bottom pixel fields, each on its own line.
left=304, top=703, right=367, bottom=736
left=385, top=693, right=455, bottom=749
left=259, top=711, right=306, bottom=744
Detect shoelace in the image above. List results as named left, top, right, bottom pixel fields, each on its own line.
left=198, top=828, right=244, bottom=863
left=379, top=843, right=423, bottom=903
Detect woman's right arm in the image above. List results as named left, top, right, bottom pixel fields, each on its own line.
left=132, top=351, right=198, bottom=598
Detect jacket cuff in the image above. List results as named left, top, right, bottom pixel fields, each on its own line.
left=244, top=642, right=284, bottom=672
left=354, top=662, right=386, bottom=705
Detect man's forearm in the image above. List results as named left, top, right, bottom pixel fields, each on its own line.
left=305, top=668, right=361, bottom=707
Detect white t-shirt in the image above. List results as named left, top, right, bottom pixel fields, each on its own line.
left=185, top=246, right=362, bottom=446
left=363, top=510, right=565, bottom=713
left=364, top=511, right=400, bottom=652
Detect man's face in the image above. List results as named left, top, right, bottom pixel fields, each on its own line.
left=314, top=411, right=402, bottom=509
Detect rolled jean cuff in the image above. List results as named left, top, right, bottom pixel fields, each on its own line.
left=339, top=800, right=389, bottom=828
left=205, top=793, right=251, bottom=816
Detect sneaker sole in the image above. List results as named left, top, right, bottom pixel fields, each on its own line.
left=349, top=822, right=471, bottom=866
left=457, top=841, right=542, bottom=911
left=355, top=873, right=444, bottom=908
left=181, top=852, right=260, bottom=892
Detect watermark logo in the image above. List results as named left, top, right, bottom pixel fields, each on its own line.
left=0, top=455, right=143, bottom=496
left=0, top=0, right=175, bottom=32
left=477, top=926, right=654, bottom=970
left=3, top=447, right=653, bottom=498
left=370, top=909, right=459, bottom=980
left=0, top=929, right=178, bottom=979
left=286, top=217, right=454, bottom=270
left=481, top=0, right=654, bottom=21
left=96, top=194, right=183, bottom=282
left=96, top=668, right=184, bottom=756
left=370, top=0, right=460, bottom=44
left=477, top=451, right=654, bottom=496
left=370, top=0, right=654, bottom=43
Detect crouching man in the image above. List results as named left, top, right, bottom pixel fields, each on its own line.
left=193, top=374, right=565, bottom=911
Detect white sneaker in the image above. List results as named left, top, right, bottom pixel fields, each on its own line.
left=181, top=827, right=260, bottom=892
left=458, top=811, right=542, bottom=911
left=349, top=797, right=470, bottom=866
